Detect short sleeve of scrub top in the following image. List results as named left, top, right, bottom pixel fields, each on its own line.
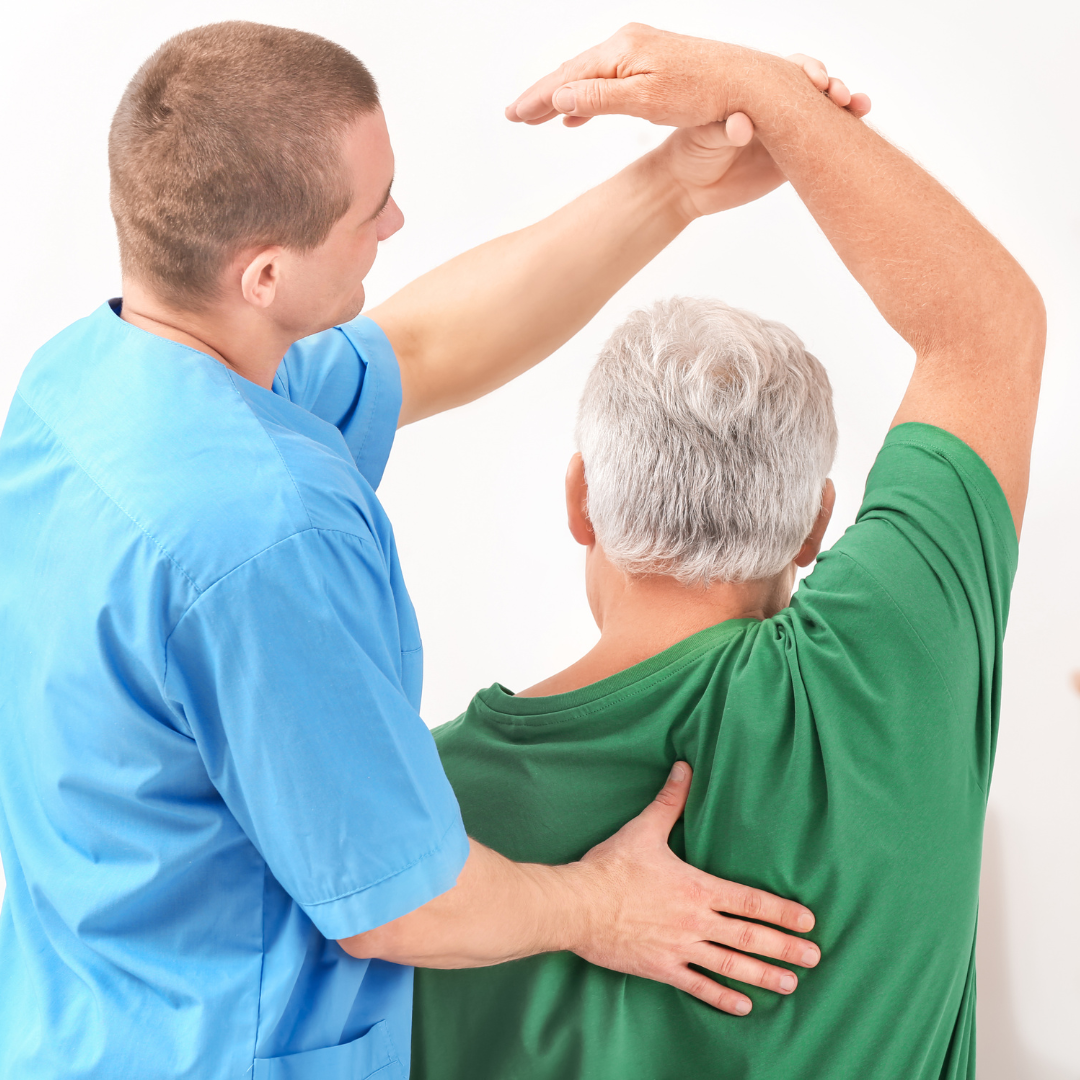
left=162, top=523, right=468, bottom=939
left=162, top=318, right=468, bottom=939
left=274, top=317, right=402, bottom=489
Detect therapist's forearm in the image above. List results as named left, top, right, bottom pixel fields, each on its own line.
left=368, top=151, right=692, bottom=427
left=340, top=840, right=578, bottom=967
left=339, top=764, right=823, bottom=1017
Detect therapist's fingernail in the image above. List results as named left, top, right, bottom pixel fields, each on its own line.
left=553, top=86, right=576, bottom=113
left=797, top=912, right=815, bottom=932
left=669, top=762, right=687, bottom=783
left=734, top=998, right=751, bottom=1014
left=801, top=946, right=820, bottom=967
left=779, top=975, right=797, bottom=993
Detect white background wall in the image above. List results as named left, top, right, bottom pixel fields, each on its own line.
left=1, top=0, right=1076, bottom=1075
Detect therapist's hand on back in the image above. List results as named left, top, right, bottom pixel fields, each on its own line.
left=340, top=763, right=818, bottom=1015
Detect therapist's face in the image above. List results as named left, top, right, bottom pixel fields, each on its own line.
left=269, top=108, right=403, bottom=337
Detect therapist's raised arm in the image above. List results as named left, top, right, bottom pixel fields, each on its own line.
left=368, top=54, right=867, bottom=427
left=340, top=763, right=818, bottom=1016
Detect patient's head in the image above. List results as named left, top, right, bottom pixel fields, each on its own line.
left=569, top=297, right=837, bottom=618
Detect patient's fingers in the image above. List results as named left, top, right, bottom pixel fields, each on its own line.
left=690, top=942, right=800, bottom=996
left=704, top=873, right=816, bottom=933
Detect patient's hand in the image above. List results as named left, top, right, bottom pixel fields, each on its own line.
left=510, top=43, right=869, bottom=220
left=505, top=25, right=870, bottom=129
left=568, top=761, right=820, bottom=1014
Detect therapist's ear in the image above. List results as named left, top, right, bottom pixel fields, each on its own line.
left=240, top=247, right=286, bottom=309
left=565, top=453, right=595, bottom=548
left=794, top=479, right=836, bottom=568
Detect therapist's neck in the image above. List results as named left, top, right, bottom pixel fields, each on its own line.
left=119, top=278, right=289, bottom=390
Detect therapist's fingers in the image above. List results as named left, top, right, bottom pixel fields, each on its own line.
left=625, top=760, right=693, bottom=842
left=786, top=52, right=872, bottom=120
left=569, top=763, right=821, bottom=1010
left=690, top=942, right=802, bottom=997
left=664, top=963, right=755, bottom=1015
left=609, top=763, right=816, bottom=935
left=716, top=875, right=816, bottom=933
left=709, top=912, right=820, bottom=970
left=846, top=92, right=872, bottom=119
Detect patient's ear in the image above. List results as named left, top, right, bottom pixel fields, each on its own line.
left=565, top=453, right=595, bottom=547
left=794, top=479, right=836, bottom=568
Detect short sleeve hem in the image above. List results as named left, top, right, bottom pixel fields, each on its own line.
left=302, top=819, right=471, bottom=941
left=876, top=422, right=1019, bottom=571
left=336, top=318, right=403, bottom=490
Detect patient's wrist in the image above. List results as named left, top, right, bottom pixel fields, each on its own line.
left=729, top=52, right=830, bottom=139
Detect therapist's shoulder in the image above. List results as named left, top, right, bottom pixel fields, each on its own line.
left=12, top=304, right=392, bottom=594
left=146, top=374, right=396, bottom=594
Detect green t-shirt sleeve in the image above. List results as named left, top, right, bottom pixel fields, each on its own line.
left=787, top=422, right=1018, bottom=792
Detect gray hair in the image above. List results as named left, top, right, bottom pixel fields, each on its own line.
left=576, top=297, right=837, bottom=585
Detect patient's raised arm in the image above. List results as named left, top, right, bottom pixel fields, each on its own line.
left=341, top=763, right=819, bottom=1016
left=507, top=22, right=1044, bottom=534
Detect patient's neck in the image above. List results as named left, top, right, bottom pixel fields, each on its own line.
left=518, top=548, right=794, bottom=698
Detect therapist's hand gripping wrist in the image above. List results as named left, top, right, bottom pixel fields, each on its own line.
left=647, top=52, right=870, bottom=222
left=340, top=763, right=819, bottom=1016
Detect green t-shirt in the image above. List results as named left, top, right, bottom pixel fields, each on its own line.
left=413, top=423, right=1017, bottom=1080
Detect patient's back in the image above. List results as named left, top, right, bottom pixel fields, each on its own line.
left=412, top=424, right=1015, bottom=1080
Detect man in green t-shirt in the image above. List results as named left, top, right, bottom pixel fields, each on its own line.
left=411, top=26, right=1045, bottom=1080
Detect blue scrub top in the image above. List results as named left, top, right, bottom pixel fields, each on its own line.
left=0, top=301, right=470, bottom=1079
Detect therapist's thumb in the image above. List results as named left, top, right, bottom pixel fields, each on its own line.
left=634, top=762, right=692, bottom=843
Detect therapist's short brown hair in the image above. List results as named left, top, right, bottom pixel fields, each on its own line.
left=109, top=21, right=380, bottom=309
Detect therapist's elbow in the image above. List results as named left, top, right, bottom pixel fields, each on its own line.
left=338, top=927, right=389, bottom=960
left=338, top=918, right=413, bottom=962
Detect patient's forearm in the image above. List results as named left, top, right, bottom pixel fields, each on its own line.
left=740, top=60, right=1041, bottom=371
left=340, top=840, right=576, bottom=968
left=737, top=58, right=1043, bottom=525
left=369, top=152, right=691, bottom=427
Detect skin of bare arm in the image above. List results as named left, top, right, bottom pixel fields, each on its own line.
left=508, top=24, right=1046, bottom=535
left=340, top=763, right=821, bottom=1015
left=370, top=56, right=868, bottom=427
left=370, top=147, right=693, bottom=427
left=739, top=64, right=1045, bottom=535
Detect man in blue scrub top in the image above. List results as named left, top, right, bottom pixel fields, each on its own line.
left=0, top=22, right=865, bottom=1079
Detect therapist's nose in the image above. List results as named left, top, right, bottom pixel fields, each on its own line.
left=377, top=197, right=404, bottom=241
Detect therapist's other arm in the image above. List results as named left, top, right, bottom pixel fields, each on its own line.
left=368, top=55, right=867, bottom=427
left=340, top=763, right=819, bottom=1016
left=509, top=24, right=1045, bottom=534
